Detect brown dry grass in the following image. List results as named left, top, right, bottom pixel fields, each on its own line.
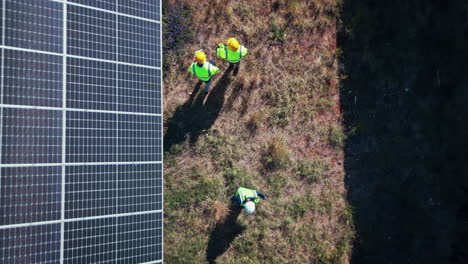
left=163, top=0, right=352, bottom=263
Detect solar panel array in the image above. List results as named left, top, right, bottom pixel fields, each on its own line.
left=0, top=0, right=163, bottom=263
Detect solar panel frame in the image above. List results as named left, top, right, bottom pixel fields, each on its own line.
left=0, top=0, right=163, bottom=263
left=117, top=0, right=161, bottom=22
left=68, top=0, right=117, bottom=12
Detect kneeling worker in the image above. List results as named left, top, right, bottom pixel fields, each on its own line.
left=189, top=50, right=219, bottom=94
left=216, top=38, right=248, bottom=74
left=231, top=187, right=267, bottom=214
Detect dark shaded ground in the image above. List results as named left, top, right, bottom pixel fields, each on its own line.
left=164, top=71, right=233, bottom=152
left=340, top=0, right=467, bottom=263
left=206, top=204, right=244, bottom=264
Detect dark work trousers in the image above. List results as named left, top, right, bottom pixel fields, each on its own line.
left=203, top=60, right=217, bottom=93
left=228, top=61, right=240, bottom=76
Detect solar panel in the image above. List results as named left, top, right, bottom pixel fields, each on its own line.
left=0, top=0, right=163, bottom=263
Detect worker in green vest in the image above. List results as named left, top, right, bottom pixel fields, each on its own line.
left=216, top=38, right=248, bottom=75
left=231, top=187, right=267, bottom=214
left=189, top=50, right=219, bottom=94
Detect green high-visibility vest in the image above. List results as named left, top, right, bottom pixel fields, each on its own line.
left=236, top=187, right=259, bottom=206
left=189, top=62, right=219, bottom=81
left=216, top=45, right=248, bottom=63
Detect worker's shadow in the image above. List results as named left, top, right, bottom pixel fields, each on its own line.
left=163, top=81, right=204, bottom=152
left=164, top=71, right=233, bottom=152
left=226, top=63, right=240, bottom=77
left=206, top=203, right=244, bottom=264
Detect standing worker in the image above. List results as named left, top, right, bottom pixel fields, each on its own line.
left=216, top=38, right=248, bottom=75
left=231, top=187, right=267, bottom=214
left=189, top=50, right=219, bottom=94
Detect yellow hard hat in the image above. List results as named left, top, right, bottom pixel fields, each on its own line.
left=195, top=50, right=206, bottom=64
left=227, top=38, right=240, bottom=52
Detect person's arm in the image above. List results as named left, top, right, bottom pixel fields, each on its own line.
left=216, top=43, right=226, bottom=59
left=210, top=64, right=219, bottom=75
left=241, top=46, right=248, bottom=57
left=257, top=191, right=267, bottom=200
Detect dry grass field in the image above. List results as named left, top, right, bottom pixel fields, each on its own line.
left=162, top=0, right=352, bottom=263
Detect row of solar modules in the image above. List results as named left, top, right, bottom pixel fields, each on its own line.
left=1, top=0, right=161, bottom=67
left=0, top=0, right=161, bottom=114
left=2, top=107, right=162, bottom=164
left=3, top=50, right=161, bottom=113
left=1, top=212, right=163, bottom=263
left=1, top=163, right=162, bottom=224
left=1, top=164, right=162, bottom=262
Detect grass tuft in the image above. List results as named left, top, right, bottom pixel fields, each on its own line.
left=266, top=171, right=288, bottom=196
left=286, top=193, right=318, bottom=219
left=222, top=160, right=254, bottom=193
left=269, top=22, right=286, bottom=43
left=285, top=0, right=303, bottom=13
left=264, top=137, right=291, bottom=170
left=246, top=111, right=267, bottom=132
left=315, top=97, right=334, bottom=111
left=270, top=107, right=291, bottom=127
left=328, top=125, right=346, bottom=149
left=297, top=159, right=328, bottom=183
left=166, top=175, right=221, bottom=210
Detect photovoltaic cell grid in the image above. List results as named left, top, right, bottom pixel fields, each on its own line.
left=67, top=58, right=161, bottom=113
left=64, top=212, right=162, bottom=264
left=3, top=50, right=62, bottom=108
left=1, top=0, right=163, bottom=263
left=4, top=0, right=63, bottom=53
left=69, top=0, right=161, bottom=21
left=1, top=108, right=62, bottom=164
left=0, top=224, right=61, bottom=264
left=1, top=166, right=61, bottom=225
left=65, top=164, right=162, bottom=219
left=67, top=5, right=117, bottom=61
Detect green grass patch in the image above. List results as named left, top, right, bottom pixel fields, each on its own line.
left=195, top=130, right=243, bottom=162
left=266, top=171, right=288, bottom=196
left=166, top=175, right=222, bottom=210
left=286, top=193, right=319, bottom=219
left=297, top=159, right=328, bottom=183
left=269, top=22, right=286, bottom=43
left=222, top=160, right=255, bottom=193
left=328, top=125, right=346, bottom=149
left=164, top=227, right=206, bottom=264
left=269, top=107, right=291, bottom=127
